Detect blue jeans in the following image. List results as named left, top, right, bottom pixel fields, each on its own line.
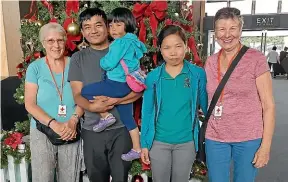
left=205, top=138, right=262, bottom=182
left=81, top=79, right=137, bottom=131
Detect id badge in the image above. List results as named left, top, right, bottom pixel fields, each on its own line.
left=58, top=105, right=67, bottom=117
left=214, top=105, right=223, bottom=117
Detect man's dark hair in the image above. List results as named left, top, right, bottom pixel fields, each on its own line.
left=108, top=7, right=137, bottom=33
left=79, top=8, right=107, bottom=29
left=272, top=46, right=277, bottom=51
left=284, top=47, right=287, bottom=51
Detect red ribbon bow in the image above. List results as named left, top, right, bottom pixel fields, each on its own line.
left=133, top=1, right=168, bottom=65
left=41, top=0, right=53, bottom=15
left=24, top=1, right=37, bottom=21
left=66, top=0, right=80, bottom=17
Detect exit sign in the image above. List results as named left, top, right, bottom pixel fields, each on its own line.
left=252, top=15, right=280, bottom=28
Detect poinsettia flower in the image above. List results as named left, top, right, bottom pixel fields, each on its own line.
left=25, top=56, right=31, bottom=63
left=3, top=132, right=23, bottom=150
left=11, top=132, right=24, bottom=139
left=165, top=19, right=173, bottom=26
left=50, top=17, right=58, bottom=23
left=16, top=63, right=24, bottom=69
left=4, top=137, right=18, bottom=149
left=17, top=72, right=23, bottom=79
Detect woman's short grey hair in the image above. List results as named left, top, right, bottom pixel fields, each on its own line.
left=39, top=22, right=67, bottom=42
left=214, top=7, right=244, bottom=30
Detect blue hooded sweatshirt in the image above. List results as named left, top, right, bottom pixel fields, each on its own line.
left=100, top=33, right=147, bottom=82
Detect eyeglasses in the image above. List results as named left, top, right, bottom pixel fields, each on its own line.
left=44, top=39, right=65, bottom=45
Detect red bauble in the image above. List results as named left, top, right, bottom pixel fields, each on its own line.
left=201, top=169, right=207, bottom=176
left=33, top=52, right=42, bottom=59
left=131, top=175, right=143, bottom=182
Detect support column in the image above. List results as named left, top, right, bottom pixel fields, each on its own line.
left=192, top=0, right=206, bottom=57
left=0, top=0, right=22, bottom=79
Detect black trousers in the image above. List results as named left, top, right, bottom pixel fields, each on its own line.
left=268, top=62, right=276, bottom=77
left=82, top=127, right=132, bottom=182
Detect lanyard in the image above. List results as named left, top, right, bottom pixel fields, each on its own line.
left=46, top=57, right=65, bottom=104
left=217, top=44, right=241, bottom=103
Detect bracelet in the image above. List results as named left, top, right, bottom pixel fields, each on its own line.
left=47, top=118, right=55, bottom=127
left=72, top=113, right=80, bottom=120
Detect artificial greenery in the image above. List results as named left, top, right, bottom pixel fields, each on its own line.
left=11, top=1, right=203, bottom=178
left=1, top=120, right=30, bottom=169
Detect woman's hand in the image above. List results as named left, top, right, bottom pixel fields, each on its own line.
left=252, top=146, right=270, bottom=168
left=49, top=121, right=73, bottom=141
left=141, top=148, right=150, bottom=165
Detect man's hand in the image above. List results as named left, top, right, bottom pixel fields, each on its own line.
left=109, top=92, right=143, bottom=105
left=88, top=96, right=116, bottom=112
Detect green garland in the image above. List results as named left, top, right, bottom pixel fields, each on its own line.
left=129, top=160, right=152, bottom=178
left=11, top=0, right=204, bottom=178
left=1, top=120, right=31, bottom=169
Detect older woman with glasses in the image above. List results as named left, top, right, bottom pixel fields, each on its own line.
left=204, top=7, right=275, bottom=182
left=25, top=22, right=83, bottom=182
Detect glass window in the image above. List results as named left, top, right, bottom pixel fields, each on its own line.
left=205, top=2, right=228, bottom=16
left=282, top=0, right=288, bottom=13
left=255, top=0, right=278, bottom=14
left=230, top=0, right=253, bottom=14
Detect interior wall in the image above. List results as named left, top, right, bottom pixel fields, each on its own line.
left=0, top=1, right=23, bottom=78
left=1, top=1, right=8, bottom=79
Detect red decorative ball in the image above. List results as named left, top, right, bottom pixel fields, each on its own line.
left=201, top=169, right=207, bottom=176
left=132, top=175, right=143, bottom=182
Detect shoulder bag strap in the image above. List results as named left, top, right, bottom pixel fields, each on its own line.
left=197, top=45, right=249, bottom=162
left=120, top=59, right=129, bottom=75
left=203, top=45, right=249, bottom=123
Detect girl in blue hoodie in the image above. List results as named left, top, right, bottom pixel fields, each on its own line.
left=81, top=7, right=147, bottom=161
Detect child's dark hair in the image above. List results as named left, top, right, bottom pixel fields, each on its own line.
left=158, top=25, right=187, bottom=47
left=108, top=7, right=137, bottom=33
left=79, top=8, right=107, bottom=29
left=157, top=25, right=187, bottom=64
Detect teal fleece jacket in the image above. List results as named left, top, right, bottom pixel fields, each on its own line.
left=100, top=33, right=147, bottom=82
left=140, top=61, right=208, bottom=151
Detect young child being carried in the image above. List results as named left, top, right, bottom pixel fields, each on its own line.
left=81, top=7, right=147, bottom=161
